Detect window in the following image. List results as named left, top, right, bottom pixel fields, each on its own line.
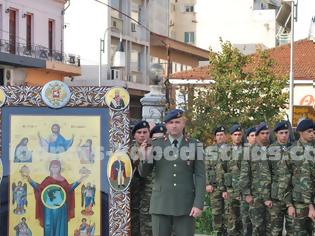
left=185, top=5, right=194, bottom=12
left=9, top=9, right=17, bottom=54
left=26, top=14, right=33, bottom=52
left=48, top=19, right=55, bottom=55
left=184, top=32, right=195, bottom=44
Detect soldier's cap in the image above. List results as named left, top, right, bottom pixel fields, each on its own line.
left=229, top=124, right=242, bottom=134
left=255, top=122, right=269, bottom=135
left=296, top=118, right=314, bottom=132
left=163, top=109, right=184, bottom=123
left=213, top=126, right=226, bottom=135
left=150, top=123, right=166, bottom=138
left=274, top=121, right=289, bottom=132
left=132, top=120, right=150, bottom=136
left=245, top=127, right=256, bottom=137
left=313, top=122, right=315, bottom=130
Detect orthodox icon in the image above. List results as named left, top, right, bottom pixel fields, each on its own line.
left=107, top=152, right=132, bottom=191
left=38, top=123, right=74, bottom=154
left=0, top=88, right=6, bottom=107
left=81, top=183, right=96, bottom=216
left=77, top=139, right=95, bottom=164
left=74, top=218, right=95, bottom=236
left=14, top=217, right=32, bottom=236
left=12, top=181, right=28, bottom=214
left=14, top=137, right=32, bottom=163
left=20, top=160, right=90, bottom=236
left=104, top=87, right=129, bottom=111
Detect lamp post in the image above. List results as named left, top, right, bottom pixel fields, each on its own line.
left=99, top=27, right=124, bottom=86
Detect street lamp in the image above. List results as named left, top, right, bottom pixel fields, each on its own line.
left=283, top=0, right=298, bottom=124
left=99, top=27, right=125, bottom=86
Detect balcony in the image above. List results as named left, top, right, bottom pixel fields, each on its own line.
left=0, top=38, right=80, bottom=67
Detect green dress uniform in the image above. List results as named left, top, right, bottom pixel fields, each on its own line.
left=139, top=135, right=206, bottom=236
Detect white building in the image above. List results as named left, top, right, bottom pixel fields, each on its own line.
left=0, top=0, right=80, bottom=86
left=170, top=0, right=281, bottom=54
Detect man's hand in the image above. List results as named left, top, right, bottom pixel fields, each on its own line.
left=288, top=206, right=296, bottom=218
left=308, top=204, right=315, bottom=221
left=139, top=140, right=152, bottom=160
left=264, top=200, right=272, bottom=208
left=222, top=192, right=228, bottom=200
left=189, top=207, right=202, bottom=218
left=245, top=195, right=253, bottom=204
left=206, top=185, right=214, bottom=193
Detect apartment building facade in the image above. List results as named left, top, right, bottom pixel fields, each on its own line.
left=0, top=0, right=80, bottom=86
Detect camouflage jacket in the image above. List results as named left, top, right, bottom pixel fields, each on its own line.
left=205, top=143, right=226, bottom=188
left=266, top=142, right=291, bottom=201
left=239, top=143, right=271, bottom=200
left=285, top=140, right=315, bottom=206
left=217, top=144, right=243, bottom=198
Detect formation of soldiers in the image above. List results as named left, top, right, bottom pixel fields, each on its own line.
left=207, top=119, right=315, bottom=236
left=129, top=109, right=315, bottom=236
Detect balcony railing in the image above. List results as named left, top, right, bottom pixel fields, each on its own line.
left=0, top=38, right=80, bottom=67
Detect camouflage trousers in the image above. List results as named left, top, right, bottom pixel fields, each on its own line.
left=210, top=189, right=224, bottom=234
left=266, top=199, right=286, bottom=236
left=286, top=203, right=312, bottom=236
left=240, top=199, right=252, bottom=236
left=249, top=198, right=270, bottom=236
left=224, top=197, right=242, bottom=235
left=130, top=173, right=153, bottom=236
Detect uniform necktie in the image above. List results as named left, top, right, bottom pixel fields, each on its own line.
left=173, top=139, right=178, bottom=148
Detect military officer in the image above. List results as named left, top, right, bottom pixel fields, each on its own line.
left=150, top=123, right=167, bottom=139
left=285, top=119, right=315, bottom=235
left=205, top=126, right=227, bottom=236
left=240, top=122, right=271, bottom=235
left=139, top=109, right=206, bottom=236
left=266, top=121, right=291, bottom=235
left=129, top=120, right=152, bottom=236
left=217, top=124, right=243, bottom=235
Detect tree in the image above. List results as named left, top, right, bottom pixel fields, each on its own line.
left=181, top=41, right=288, bottom=144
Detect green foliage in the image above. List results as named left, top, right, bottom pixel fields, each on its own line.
left=195, top=193, right=213, bottom=235
left=180, top=41, right=288, bottom=144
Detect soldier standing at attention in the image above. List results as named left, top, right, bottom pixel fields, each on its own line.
left=266, top=121, right=291, bottom=235
left=139, top=109, right=206, bottom=236
left=285, top=119, right=315, bottom=235
left=129, top=121, right=152, bottom=236
left=217, top=124, right=243, bottom=235
left=240, top=122, right=271, bottom=235
left=245, top=127, right=256, bottom=146
left=206, top=126, right=227, bottom=236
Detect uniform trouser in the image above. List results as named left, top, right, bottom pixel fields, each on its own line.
left=139, top=175, right=153, bottom=236
left=210, top=189, right=224, bottom=234
left=267, top=199, right=286, bottom=236
left=249, top=198, right=269, bottom=236
left=286, top=203, right=312, bottom=236
left=224, top=197, right=241, bottom=235
left=241, top=199, right=252, bottom=236
left=151, top=214, right=194, bottom=236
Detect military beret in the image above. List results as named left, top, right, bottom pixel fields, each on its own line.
left=255, top=122, right=269, bottom=135
left=150, top=123, right=166, bottom=138
left=313, top=122, right=315, bottom=130
left=164, top=109, right=184, bottom=123
left=229, top=124, right=242, bottom=134
left=214, top=126, right=226, bottom=135
left=274, top=121, right=289, bottom=132
left=245, top=127, right=256, bottom=137
left=296, top=118, right=314, bottom=132
left=132, top=120, right=150, bottom=136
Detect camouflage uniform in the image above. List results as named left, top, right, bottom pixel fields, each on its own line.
left=217, top=144, right=242, bottom=235
left=285, top=140, right=314, bottom=236
left=130, top=143, right=153, bottom=236
left=266, top=142, right=291, bottom=236
left=205, top=144, right=225, bottom=235
left=240, top=144, right=271, bottom=236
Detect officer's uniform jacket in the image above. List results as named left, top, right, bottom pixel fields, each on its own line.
left=139, top=135, right=206, bottom=216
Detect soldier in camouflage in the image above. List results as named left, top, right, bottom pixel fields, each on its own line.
left=129, top=121, right=152, bottom=236
left=217, top=124, right=243, bottom=235
left=205, top=126, right=227, bottom=236
left=240, top=122, right=271, bottom=235
left=285, top=119, right=315, bottom=235
left=266, top=121, right=291, bottom=235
